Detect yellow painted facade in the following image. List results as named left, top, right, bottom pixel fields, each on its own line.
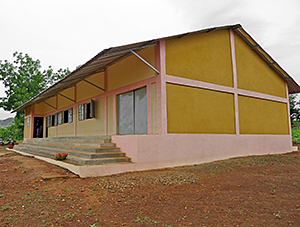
left=238, top=96, right=289, bottom=134
left=22, top=28, right=292, bottom=139
left=107, top=96, right=114, bottom=135
left=25, top=107, right=31, bottom=116
left=57, top=122, right=74, bottom=137
left=48, top=127, right=56, bottom=138
left=166, top=83, right=235, bottom=134
left=77, top=72, right=105, bottom=102
left=165, top=30, right=233, bottom=87
left=76, top=99, right=104, bottom=136
left=24, top=117, right=31, bottom=139
left=58, top=87, right=75, bottom=109
left=107, top=46, right=156, bottom=91
left=35, top=96, right=56, bottom=115
left=43, top=117, right=46, bottom=137
left=234, top=34, right=286, bottom=98
left=151, top=83, right=157, bottom=134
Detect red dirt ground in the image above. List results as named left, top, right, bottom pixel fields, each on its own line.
left=0, top=146, right=300, bottom=226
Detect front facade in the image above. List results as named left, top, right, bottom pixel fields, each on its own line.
left=17, top=25, right=300, bottom=174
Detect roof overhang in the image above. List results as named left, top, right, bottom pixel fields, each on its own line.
left=13, top=24, right=300, bottom=113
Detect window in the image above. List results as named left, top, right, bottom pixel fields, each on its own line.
left=68, top=108, right=73, bottom=123
left=58, top=111, right=63, bottom=125
left=46, top=116, right=51, bottom=128
left=27, top=118, right=30, bottom=128
left=78, top=104, right=85, bottom=121
left=63, top=108, right=73, bottom=123
left=51, top=114, right=58, bottom=126
left=78, top=100, right=95, bottom=121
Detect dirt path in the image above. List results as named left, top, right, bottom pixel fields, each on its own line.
left=0, top=146, right=300, bottom=226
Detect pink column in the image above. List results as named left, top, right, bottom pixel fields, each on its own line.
left=74, top=84, right=77, bottom=137
left=147, top=83, right=152, bottom=134
left=104, top=68, right=108, bottom=135
left=30, top=104, right=35, bottom=139
left=156, top=40, right=167, bottom=134
left=113, top=94, right=117, bottom=135
left=104, top=97, right=108, bottom=136
left=230, top=29, right=240, bottom=135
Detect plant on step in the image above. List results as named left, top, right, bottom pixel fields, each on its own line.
left=55, top=153, right=68, bottom=160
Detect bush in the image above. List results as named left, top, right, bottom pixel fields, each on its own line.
left=292, top=127, right=300, bottom=143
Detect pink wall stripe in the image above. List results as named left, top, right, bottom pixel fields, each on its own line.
left=30, top=104, right=35, bottom=139
left=230, top=29, right=240, bottom=135
left=147, top=84, right=152, bottom=134
left=104, top=96, right=107, bottom=136
left=113, top=95, right=117, bottom=135
left=165, top=74, right=287, bottom=104
left=104, top=68, right=108, bottom=135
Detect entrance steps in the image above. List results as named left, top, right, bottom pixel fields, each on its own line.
left=14, top=136, right=131, bottom=165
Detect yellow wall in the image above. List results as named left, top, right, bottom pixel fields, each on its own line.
left=35, top=96, right=56, bottom=115
left=235, top=34, right=286, bottom=98
left=107, top=96, right=114, bottom=135
left=151, top=83, right=157, bottom=134
left=107, top=46, right=156, bottom=91
left=43, top=117, right=46, bottom=138
left=24, top=117, right=31, bottom=139
left=57, top=122, right=74, bottom=137
left=238, top=96, right=289, bottom=134
left=58, top=87, right=75, bottom=109
left=48, top=127, right=56, bottom=138
left=166, top=30, right=233, bottom=87
left=76, top=99, right=105, bottom=136
left=166, top=83, right=235, bottom=134
left=77, top=72, right=105, bottom=102
left=25, top=107, right=31, bottom=116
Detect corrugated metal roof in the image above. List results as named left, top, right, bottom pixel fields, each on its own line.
left=13, top=24, right=300, bottom=112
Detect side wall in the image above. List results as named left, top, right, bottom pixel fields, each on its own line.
left=26, top=45, right=158, bottom=139
left=165, top=29, right=290, bottom=136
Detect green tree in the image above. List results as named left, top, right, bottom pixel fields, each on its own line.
left=289, top=94, right=300, bottom=124
left=0, top=52, right=70, bottom=139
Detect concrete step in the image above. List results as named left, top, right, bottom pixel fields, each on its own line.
left=19, top=142, right=117, bottom=151
left=66, top=156, right=131, bottom=165
left=25, top=136, right=112, bottom=144
left=14, top=136, right=132, bottom=166
left=16, top=144, right=126, bottom=159
left=14, top=145, right=131, bottom=165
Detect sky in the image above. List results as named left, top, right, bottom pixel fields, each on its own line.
left=0, top=0, right=299, bottom=119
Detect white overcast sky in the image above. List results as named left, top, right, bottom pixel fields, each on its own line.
left=0, top=0, right=300, bottom=119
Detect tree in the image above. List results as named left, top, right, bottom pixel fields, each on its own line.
left=289, top=94, right=300, bottom=124
left=0, top=52, right=70, bottom=139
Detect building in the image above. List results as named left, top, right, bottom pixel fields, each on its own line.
left=13, top=24, right=300, bottom=176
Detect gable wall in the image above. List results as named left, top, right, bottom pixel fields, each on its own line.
left=235, top=34, right=286, bottom=98
left=166, top=29, right=233, bottom=87
left=164, top=29, right=289, bottom=135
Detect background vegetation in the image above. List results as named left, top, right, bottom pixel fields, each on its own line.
left=0, top=52, right=70, bottom=141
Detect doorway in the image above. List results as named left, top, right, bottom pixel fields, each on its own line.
left=33, top=117, right=44, bottom=138
left=118, top=87, right=147, bottom=135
